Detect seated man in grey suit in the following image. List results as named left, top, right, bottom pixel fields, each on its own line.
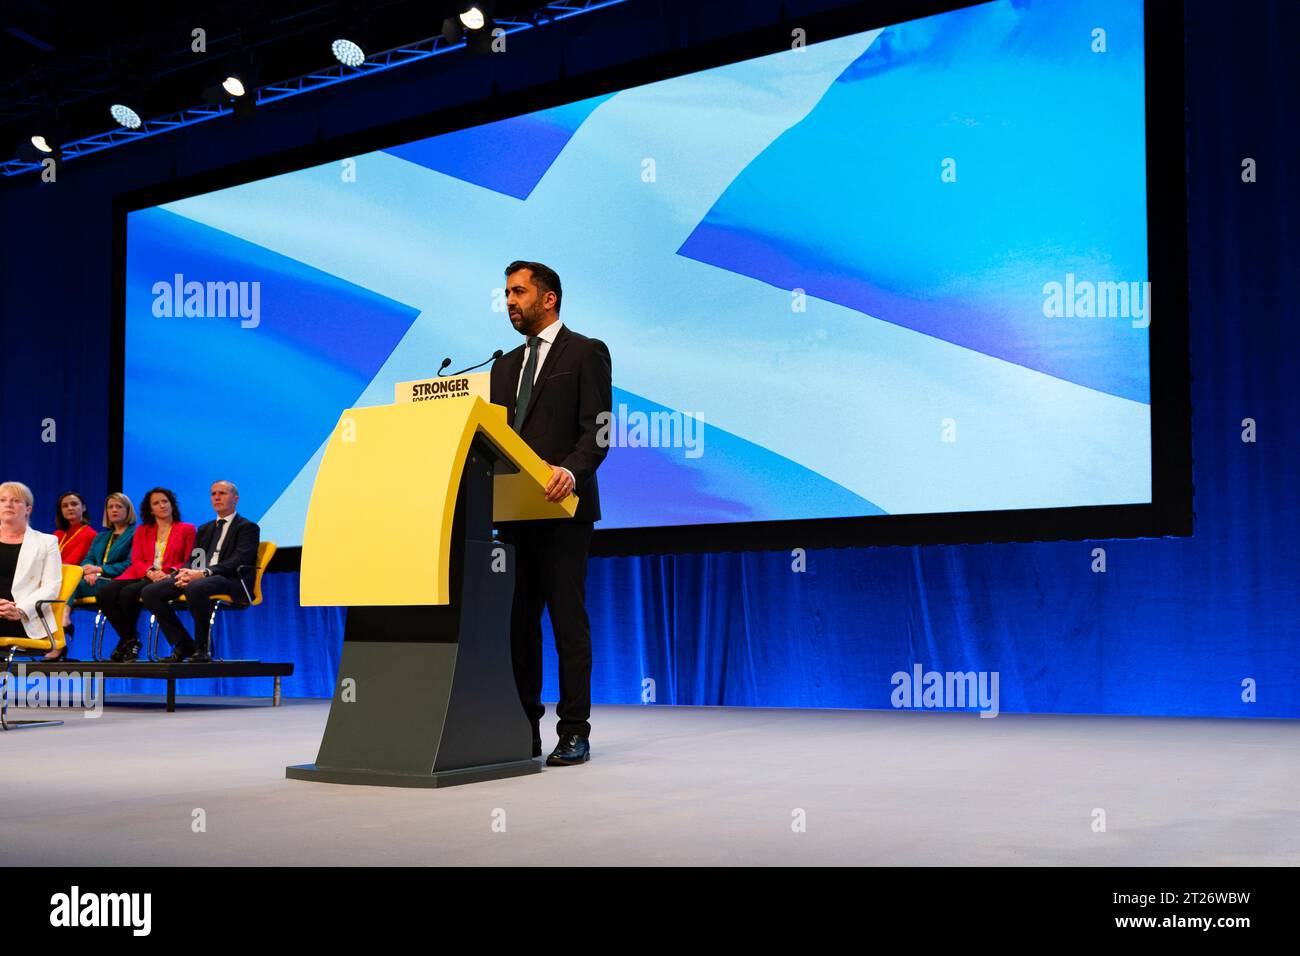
left=141, top=480, right=260, bottom=662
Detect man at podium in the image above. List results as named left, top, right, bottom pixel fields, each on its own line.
left=491, top=261, right=613, bottom=767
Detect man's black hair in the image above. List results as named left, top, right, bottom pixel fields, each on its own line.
left=505, top=260, right=562, bottom=313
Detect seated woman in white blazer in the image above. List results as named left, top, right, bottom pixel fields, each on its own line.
left=0, top=481, right=63, bottom=643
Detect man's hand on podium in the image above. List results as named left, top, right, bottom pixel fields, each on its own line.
left=542, top=462, right=576, bottom=502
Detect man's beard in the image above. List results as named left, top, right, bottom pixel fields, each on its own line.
left=510, top=305, right=539, bottom=332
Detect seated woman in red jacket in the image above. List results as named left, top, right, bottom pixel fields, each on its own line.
left=49, top=490, right=95, bottom=657
left=96, top=487, right=196, bottom=663
left=54, top=491, right=96, bottom=565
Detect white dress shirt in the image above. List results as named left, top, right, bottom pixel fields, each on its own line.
left=515, top=318, right=564, bottom=394
left=514, top=319, right=575, bottom=491
left=208, top=512, right=236, bottom=571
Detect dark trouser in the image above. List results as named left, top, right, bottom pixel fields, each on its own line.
left=140, top=575, right=240, bottom=650
left=96, top=577, right=152, bottom=647
left=497, top=520, right=595, bottom=740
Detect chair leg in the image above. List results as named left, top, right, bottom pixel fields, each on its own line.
left=1, top=645, right=14, bottom=731
left=92, top=610, right=106, bottom=662
left=210, top=604, right=221, bottom=661
left=1, top=645, right=63, bottom=731
left=147, top=614, right=159, bottom=661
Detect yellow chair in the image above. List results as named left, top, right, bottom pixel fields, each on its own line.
left=147, top=542, right=277, bottom=661
left=1, top=563, right=83, bottom=731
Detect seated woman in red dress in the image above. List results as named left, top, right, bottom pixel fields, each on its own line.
left=95, top=487, right=196, bottom=663
left=49, top=491, right=95, bottom=658
left=54, top=491, right=95, bottom=564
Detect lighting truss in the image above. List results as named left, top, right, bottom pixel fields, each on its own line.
left=1, top=0, right=626, bottom=177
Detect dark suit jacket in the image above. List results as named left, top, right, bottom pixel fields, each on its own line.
left=490, top=323, right=613, bottom=523
left=193, top=514, right=261, bottom=596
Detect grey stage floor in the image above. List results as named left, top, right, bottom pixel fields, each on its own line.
left=3, top=697, right=1297, bottom=866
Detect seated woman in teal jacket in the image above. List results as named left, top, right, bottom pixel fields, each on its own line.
left=68, top=492, right=138, bottom=605
left=49, top=493, right=136, bottom=660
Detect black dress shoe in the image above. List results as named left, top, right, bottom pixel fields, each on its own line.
left=546, top=734, right=591, bottom=766
left=188, top=647, right=211, bottom=663
left=109, top=639, right=140, bottom=663
left=161, top=641, right=196, bottom=663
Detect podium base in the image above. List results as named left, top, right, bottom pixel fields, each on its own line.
left=285, top=759, right=541, bottom=789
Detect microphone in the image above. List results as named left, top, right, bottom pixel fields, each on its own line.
left=434, top=357, right=453, bottom=376
left=448, top=349, right=504, bottom=376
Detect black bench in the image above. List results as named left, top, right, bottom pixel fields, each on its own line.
left=9, top=660, right=294, bottom=712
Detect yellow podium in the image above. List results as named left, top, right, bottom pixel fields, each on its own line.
left=286, top=392, right=577, bottom=788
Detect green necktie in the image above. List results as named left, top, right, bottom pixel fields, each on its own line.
left=513, top=336, right=542, bottom=433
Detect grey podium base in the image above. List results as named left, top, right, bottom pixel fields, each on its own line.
left=285, top=758, right=541, bottom=789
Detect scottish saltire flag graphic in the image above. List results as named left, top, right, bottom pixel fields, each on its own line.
left=124, top=0, right=1150, bottom=545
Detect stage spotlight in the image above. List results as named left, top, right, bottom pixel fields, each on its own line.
left=449, top=3, right=497, bottom=55
left=17, top=130, right=61, bottom=163
left=202, top=55, right=257, bottom=110
left=202, top=77, right=240, bottom=104
left=447, top=4, right=496, bottom=36
left=332, top=38, right=365, bottom=67
left=110, top=103, right=143, bottom=129
left=201, top=74, right=256, bottom=118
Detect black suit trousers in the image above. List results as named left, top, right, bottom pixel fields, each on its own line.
left=96, top=577, right=152, bottom=646
left=497, top=519, right=595, bottom=739
left=140, top=575, right=240, bottom=648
